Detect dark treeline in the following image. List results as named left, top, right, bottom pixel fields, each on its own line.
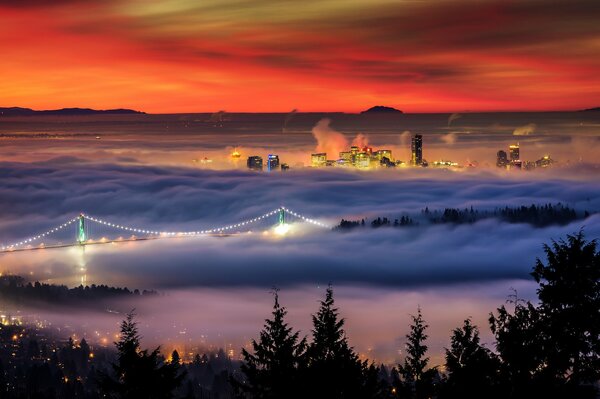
left=335, top=203, right=590, bottom=230
left=231, top=231, right=600, bottom=399
left=0, top=275, right=157, bottom=307
left=0, top=231, right=598, bottom=398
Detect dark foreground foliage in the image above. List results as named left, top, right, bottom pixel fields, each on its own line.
left=0, top=231, right=598, bottom=398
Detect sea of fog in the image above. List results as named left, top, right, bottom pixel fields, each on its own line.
left=0, top=111, right=599, bottom=363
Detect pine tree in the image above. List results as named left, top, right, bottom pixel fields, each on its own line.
left=305, top=285, right=380, bottom=398
left=171, top=350, right=181, bottom=366
left=398, top=307, right=436, bottom=399
left=489, top=301, right=545, bottom=397
left=235, top=290, right=306, bottom=399
left=97, top=311, right=184, bottom=399
left=442, top=319, right=500, bottom=399
left=532, top=231, right=600, bottom=386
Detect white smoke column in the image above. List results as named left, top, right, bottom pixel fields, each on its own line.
left=352, top=133, right=370, bottom=148
left=311, top=118, right=349, bottom=158
left=513, top=123, right=536, bottom=136
left=282, top=109, right=298, bottom=133
left=441, top=133, right=457, bottom=145
left=399, top=130, right=411, bottom=146
left=399, top=130, right=412, bottom=161
left=448, top=113, right=462, bottom=126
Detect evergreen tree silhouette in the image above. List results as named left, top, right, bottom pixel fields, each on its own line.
left=97, top=311, right=184, bottom=399
left=441, top=318, right=501, bottom=399
left=234, top=289, right=307, bottom=399
left=397, top=307, right=436, bottom=399
left=490, top=299, right=545, bottom=397
left=305, top=285, right=380, bottom=398
left=532, top=231, right=600, bottom=392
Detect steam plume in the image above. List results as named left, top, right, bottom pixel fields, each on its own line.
left=513, top=123, right=536, bottom=136
left=311, top=118, right=349, bottom=158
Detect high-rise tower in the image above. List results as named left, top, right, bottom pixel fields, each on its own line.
left=411, top=134, right=423, bottom=166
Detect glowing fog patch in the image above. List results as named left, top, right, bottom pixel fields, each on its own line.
left=274, top=223, right=291, bottom=236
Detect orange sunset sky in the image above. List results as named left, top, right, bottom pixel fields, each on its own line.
left=1, top=0, right=599, bottom=113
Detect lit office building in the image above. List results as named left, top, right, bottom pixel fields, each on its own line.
left=339, top=151, right=352, bottom=162
left=267, top=154, right=280, bottom=171
left=311, top=153, right=327, bottom=167
left=511, top=160, right=522, bottom=170
left=496, top=150, right=509, bottom=168
left=509, top=144, right=520, bottom=162
left=355, top=152, right=370, bottom=169
left=432, top=160, right=458, bottom=168
left=375, top=149, right=393, bottom=162
left=411, top=134, right=423, bottom=166
left=535, top=155, right=554, bottom=168
left=247, top=156, right=263, bottom=170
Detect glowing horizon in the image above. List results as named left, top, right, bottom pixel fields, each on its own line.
left=1, top=0, right=599, bottom=113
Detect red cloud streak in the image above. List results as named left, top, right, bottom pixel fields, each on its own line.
left=0, top=0, right=598, bottom=113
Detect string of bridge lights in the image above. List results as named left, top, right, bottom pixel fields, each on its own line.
left=0, top=217, right=79, bottom=251
left=83, top=208, right=283, bottom=236
left=280, top=207, right=328, bottom=227
left=0, top=207, right=329, bottom=251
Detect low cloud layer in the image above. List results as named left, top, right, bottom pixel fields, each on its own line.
left=1, top=157, right=599, bottom=360
left=0, top=158, right=598, bottom=291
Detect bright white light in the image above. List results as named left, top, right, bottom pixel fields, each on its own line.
left=274, top=223, right=290, bottom=236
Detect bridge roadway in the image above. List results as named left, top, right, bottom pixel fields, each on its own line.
left=0, top=232, right=239, bottom=254
left=0, top=206, right=328, bottom=254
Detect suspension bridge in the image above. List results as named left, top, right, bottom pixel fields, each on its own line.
left=0, top=207, right=329, bottom=254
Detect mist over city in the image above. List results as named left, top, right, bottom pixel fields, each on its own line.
left=1, top=0, right=600, bottom=398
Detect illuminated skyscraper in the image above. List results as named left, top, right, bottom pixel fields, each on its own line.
left=311, top=153, right=327, bottom=167
left=411, top=134, right=423, bottom=166
left=496, top=150, right=509, bottom=168
left=375, top=149, right=393, bottom=162
left=509, top=144, right=520, bottom=162
left=355, top=152, right=370, bottom=168
left=267, top=154, right=279, bottom=171
left=535, top=155, right=554, bottom=168
left=247, top=156, right=263, bottom=170
left=339, top=151, right=352, bottom=161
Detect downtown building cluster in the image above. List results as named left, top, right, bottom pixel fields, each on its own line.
left=246, top=154, right=290, bottom=171
left=310, top=134, right=430, bottom=169
left=496, top=143, right=555, bottom=170
left=243, top=135, right=556, bottom=172
left=243, top=134, right=458, bottom=171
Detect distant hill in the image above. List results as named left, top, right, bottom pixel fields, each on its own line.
left=582, top=107, right=600, bottom=112
left=0, top=107, right=145, bottom=116
left=361, top=105, right=403, bottom=114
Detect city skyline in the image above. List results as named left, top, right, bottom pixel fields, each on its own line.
left=1, top=1, right=599, bottom=397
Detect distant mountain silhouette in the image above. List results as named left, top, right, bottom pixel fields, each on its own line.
left=361, top=105, right=403, bottom=114
left=582, top=107, right=600, bottom=111
left=0, top=107, right=145, bottom=116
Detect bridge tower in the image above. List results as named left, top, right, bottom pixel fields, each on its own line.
left=278, top=207, right=285, bottom=225
left=77, top=213, right=86, bottom=244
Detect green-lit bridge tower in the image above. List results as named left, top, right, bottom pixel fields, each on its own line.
left=278, top=207, right=285, bottom=226
left=77, top=213, right=86, bottom=244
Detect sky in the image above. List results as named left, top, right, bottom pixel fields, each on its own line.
left=1, top=0, right=599, bottom=113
